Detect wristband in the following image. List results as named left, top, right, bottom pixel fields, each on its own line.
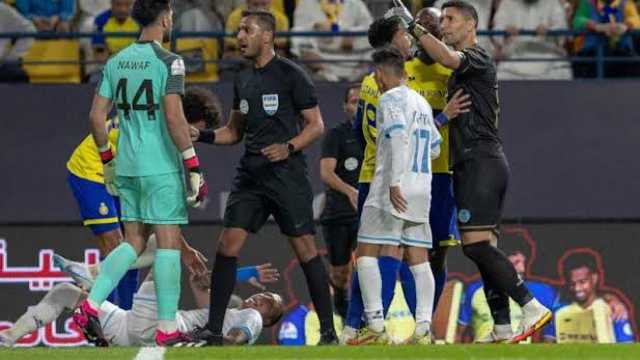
left=434, top=113, right=449, bottom=127
left=182, top=147, right=200, bottom=171
left=409, top=22, right=428, bottom=39
left=236, top=266, right=260, bottom=283
left=98, top=144, right=114, bottom=164
left=197, top=129, right=216, bottom=144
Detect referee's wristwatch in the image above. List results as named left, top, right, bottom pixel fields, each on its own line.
left=287, top=142, right=295, bottom=156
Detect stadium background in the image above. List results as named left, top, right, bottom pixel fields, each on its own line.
left=0, top=80, right=638, bottom=345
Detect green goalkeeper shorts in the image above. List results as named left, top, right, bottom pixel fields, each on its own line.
left=116, top=172, right=188, bottom=225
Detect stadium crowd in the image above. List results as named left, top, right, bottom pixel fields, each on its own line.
left=1, top=0, right=640, bottom=82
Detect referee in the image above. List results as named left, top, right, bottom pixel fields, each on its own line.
left=190, top=10, right=337, bottom=345
left=319, top=84, right=362, bottom=319
left=387, top=0, right=551, bottom=342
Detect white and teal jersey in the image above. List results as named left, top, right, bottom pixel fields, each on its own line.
left=97, top=40, right=186, bottom=177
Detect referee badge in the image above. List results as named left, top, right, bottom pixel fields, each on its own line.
left=344, top=157, right=359, bottom=171
left=262, top=94, right=279, bottom=116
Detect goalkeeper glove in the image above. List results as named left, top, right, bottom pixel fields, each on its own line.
left=183, top=147, right=208, bottom=209
left=99, top=144, right=118, bottom=196
left=384, top=3, right=429, bottom=40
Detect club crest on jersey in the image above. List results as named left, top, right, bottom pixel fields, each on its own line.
left=262, top=94, right=279, bottom=116
left=240, top=99, right=249, bottom=115
left=458, top=209, right=471, bottom=224
left=99, top=202, right=109, bottom=216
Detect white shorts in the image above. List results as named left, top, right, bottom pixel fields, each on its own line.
left=358, top=206, right=432, bottom=248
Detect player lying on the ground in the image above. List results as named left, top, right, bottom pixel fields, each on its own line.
left=0, top=257, right=282, bottom=347
left=66, top=84, right=222, bottom=309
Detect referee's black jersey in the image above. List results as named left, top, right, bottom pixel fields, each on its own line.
left=447, top=45, right=503, bottom=167
left=233, top=55, right=318, bottom=162
left=320, top=121, right=363, bottom=224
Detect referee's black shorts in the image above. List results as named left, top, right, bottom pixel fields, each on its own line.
left=223, top=156, right=315, bottom=237
left=452, top=155, right=509, bottom=232
left=321, top=221, right=358, bottom=266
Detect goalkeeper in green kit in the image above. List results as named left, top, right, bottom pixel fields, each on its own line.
left=73, top=0, right=208, bottom=347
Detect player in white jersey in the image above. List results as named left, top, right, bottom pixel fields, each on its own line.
left=0, top=252, right=283, bottom=347
left=349, top=48, right=441, bottom=346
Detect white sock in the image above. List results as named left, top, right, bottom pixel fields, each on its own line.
left=6, top=283, right=81, bottom=342
left=129, top=233, right=157, bottom=270
left=522, top=297, right=545, bottom=314
left=494, top=324, right=513, bottom=337
left=158, top=320, right=178, bottom=334
left=357, top=256, right=384, bottom=333
left=410, top=261, right=435, bottom=336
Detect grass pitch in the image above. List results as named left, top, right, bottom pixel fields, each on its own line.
left=0, top=344, right=638, bottom=360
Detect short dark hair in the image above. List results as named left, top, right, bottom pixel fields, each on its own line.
left=241, top=9, right=276, bottom=33
left=343, top=84, right=360, bottom=103
left=372, top=47, right=405, bottom=77
left=183, top=87, right=222, bottom=129
left=441, top=0, right=479, bottom=29
left=131, top=0, right=170, bottom=27
left=563, top=252, right=598, bottom=280
left=368, top=17, right=402, bottom=48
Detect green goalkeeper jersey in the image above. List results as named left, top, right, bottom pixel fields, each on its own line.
left=97, top=40, right=185, bottom=177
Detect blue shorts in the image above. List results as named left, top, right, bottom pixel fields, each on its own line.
left=67, top=172, right=121, bottom=235
left=357, top=182, right=370, bottom=222
left=430, top=174, right=460, bottom=247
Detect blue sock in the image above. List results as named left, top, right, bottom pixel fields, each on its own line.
left=346, top=271, right=365, bottom=329
left=399, top=261, right=416, bottom=318
left=378, top=256, right=401, bottom=317
left=432, top=264, right=447, bottom=313
left=115, top=269, right=138, bottom=310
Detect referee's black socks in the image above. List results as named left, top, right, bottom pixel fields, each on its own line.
left=301, top=255, right=336, bottom=336
left=462, top=241, right=533, bottom=307
left=207, top=253, right=238, bottom=338
left=482, top=277, right=511, bottom=326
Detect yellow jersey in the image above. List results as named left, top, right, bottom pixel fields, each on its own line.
left=555, top=298, right=615, bottom=343
left=66, top=118, right=119, bottom=184
left=357, top=59, right=452, bottom=183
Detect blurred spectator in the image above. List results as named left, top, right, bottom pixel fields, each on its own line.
left=291, top=0, right=373, bottom=82
left=86, top=0, right=138, bottom=82
left=0, top=2, right=35, bottom=82
left=435, top=0, right=496, bottom=54
left=551, top=251, right=635, bottom=343
left=226, top=0, right=290, bottom=57
left=572, top=0, right=640, bottom=77
left=76, top=0, right=110, bottom=33
left=175, top=1, right=224, bottom=33
left=16, top=0, right=75, bottom=32
left=493, top=0, right=573, bottom=80
left=92, top=0, right=138, bottom=55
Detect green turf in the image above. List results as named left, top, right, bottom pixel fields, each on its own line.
left=0, top=344, right=639, bottom=360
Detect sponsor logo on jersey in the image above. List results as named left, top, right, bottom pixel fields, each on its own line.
left=171, top=58, right=186, bottom=76
left=262, top=94, right=279, bottom=116
left=240, top=99, right=249, bottom=115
